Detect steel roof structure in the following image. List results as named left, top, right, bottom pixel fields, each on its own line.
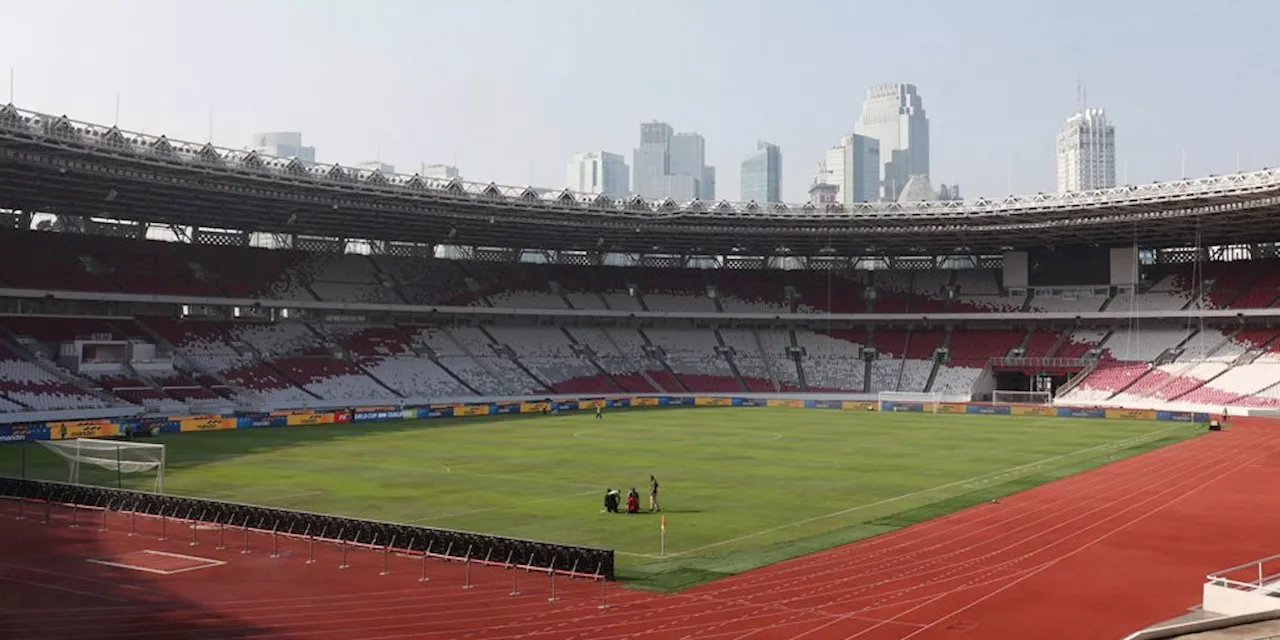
left=2, top=103, right=1280, bottom=256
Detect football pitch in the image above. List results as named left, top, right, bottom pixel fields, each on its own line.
left=0, top=407, right=1203, bottom=591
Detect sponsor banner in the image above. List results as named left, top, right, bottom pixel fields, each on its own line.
left=270, top=409, right=314, bottom=417
left=1105, top=408, right=1156, bottom=421
left=733, top=398, right=760, bottom=407
left=520, top=401, right=550, bottom=413
left=355, top=406, right=397, bottom=413
left=452, top=404, right=490, bottom=417
left=0, top=424, right=51, bottom=442
left=1058, top=407, right=1106, bottom=419
left=286, top=412, right=335, bottom=426
left=493, top=403, right=521, bottom=415
left=179, top=417, right=238, bottom=433
left=694, top=397, right=732, bottom=407
left=236, top=413, right=279, bottom=429
left=769, top=399, right=805, bottom=408
left=966, top=404, right=1011, bottom=415
left=881, top=402, right=925, bottom=413
left=670, top=397, right=695, bottom=406
left=424, top=405, right=454, bottom=419
left=935, top=403, right=967, bottom=414
left=806, top=399, right=843, bottom=410
left=353, top=410, right=406, bottom=422
left=1155, top=410, right=1193, bottom=422
left=841, top=401, right=877, bottom=411
left=609, top=398, right=632, bottom=408
left=333, top=411, right=351, bottom=423
left=1011, top=406, right=1056, bottom=417
left=1193, top=413, right=1211, bottom=423
left=578, top=399, right=607, bottom=409
left=632, top=397, right=659, bottom=407
left=49, top=420, right=119, bottom=440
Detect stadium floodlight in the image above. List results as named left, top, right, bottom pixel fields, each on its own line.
left=38, top=439, right=166, bottom=493
left=991, top=390, right=1053, bottom=406
left=876, top=392, right=941, bottom=414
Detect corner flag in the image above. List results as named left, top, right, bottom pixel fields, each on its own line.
left=660, top=515, right=667, bottom=557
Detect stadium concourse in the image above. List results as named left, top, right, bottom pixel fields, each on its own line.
left=0, top=230, right=1278, bottom=415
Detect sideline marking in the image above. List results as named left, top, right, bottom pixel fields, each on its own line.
left=630, top=424, right=1188, bottom=558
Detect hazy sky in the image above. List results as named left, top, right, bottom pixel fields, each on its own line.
left=2, top=0, right=1276, bottom=203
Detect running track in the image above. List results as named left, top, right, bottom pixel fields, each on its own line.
left=3, top=423, right=1280, bottom=639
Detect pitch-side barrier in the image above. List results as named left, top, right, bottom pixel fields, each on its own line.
left=0, top=476, right=614, bottom=580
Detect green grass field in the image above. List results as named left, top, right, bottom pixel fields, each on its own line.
left=0, top=407, right=1202, bottom=591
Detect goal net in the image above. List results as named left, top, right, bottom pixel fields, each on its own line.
left=38, top=439, right=165, bottom=493
left=876, top=392, right=941, bottom=413
left=991, top=390, right=1053, bottom=405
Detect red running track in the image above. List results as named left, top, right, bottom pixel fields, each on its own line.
left=2, top=423, right=1279, bottom=639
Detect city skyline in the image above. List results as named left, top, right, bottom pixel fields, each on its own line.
left=631, top=122, right=715, bottom=201
left=567, top=151, right=629, bottom=198
left=9, top=1, right=1274, bottom=203
left=854, top=84, right=930, bottom=202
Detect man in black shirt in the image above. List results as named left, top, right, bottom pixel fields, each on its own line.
left=649, top=475, right=660, bottom=512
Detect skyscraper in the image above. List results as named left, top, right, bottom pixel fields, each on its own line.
left=740, top=141, right=782, bottom=203
left=631, top=122, right=714, bottom=200
left=567, top=151, right=630, bottom=197
left=854, top=84, right=929, bottom=201
left=251, top=132, right=315, bottom=163
left=815, top=134, right=880, bottom=204
left=1056, top=108, right=1116, bottom=193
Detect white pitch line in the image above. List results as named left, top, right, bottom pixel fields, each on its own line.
left=640, top=424, right=1187, bottom=558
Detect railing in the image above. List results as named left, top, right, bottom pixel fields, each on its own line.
left=1207, top=553, right=1280, bottom=594
left=989, top=357, right=1089, bottom=369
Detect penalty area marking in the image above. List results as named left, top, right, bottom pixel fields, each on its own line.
left=86, top=550, right=225, bottom=576
left=626, top=423, right=1188, bottom=559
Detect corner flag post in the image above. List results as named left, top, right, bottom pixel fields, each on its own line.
left=660, top=515, right=666, bottom=557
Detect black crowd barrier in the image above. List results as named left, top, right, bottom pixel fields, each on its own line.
left=0, top=477, right=614, bottom=580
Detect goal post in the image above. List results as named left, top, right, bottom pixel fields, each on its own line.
left=876, top=392, right=942, bottom=414
left=37, top=439, right=166, bottom=493
left=991, top=390, right=1053, bottom=406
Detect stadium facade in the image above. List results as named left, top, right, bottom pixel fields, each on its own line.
left=3, top=104, right=1280, bottom=423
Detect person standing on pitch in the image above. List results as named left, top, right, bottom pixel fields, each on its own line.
left=649, top=475, right=660, bottom=512
left=596, top=404, right=604, bottom=420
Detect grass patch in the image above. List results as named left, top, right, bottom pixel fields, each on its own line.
left=0, top=408, right=1202, bottom=592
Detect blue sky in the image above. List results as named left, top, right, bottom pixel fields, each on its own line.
left=2, top=0, right=1276, bottom=202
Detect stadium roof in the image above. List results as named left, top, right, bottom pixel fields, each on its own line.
left=2, top=104, right=1280, bottom=256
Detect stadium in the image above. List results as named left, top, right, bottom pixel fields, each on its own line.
left=2, top=103, right=1280, bottom=639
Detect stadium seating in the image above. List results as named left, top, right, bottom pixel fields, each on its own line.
left=9, top=231, right=1280, bottom=413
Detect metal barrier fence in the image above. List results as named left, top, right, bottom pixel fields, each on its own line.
left=0, top=476, right=614, bottom=580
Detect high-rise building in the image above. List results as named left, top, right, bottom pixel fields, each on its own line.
left=421, top=164, right=461, bottom=180
left=937, top=184, right=961, bottom=201
left=815, top=134, right=880, bottom=204
left=632, top=122, right=672, bottom=199
left=1056, top=108, right=1115, bottom=193
left=251, top=132, right=315, bottom=163
left=567, top=151, right=630, bottom=197
left=631, top=122, right=714, bottom=200
left=740, top=141, right=782, bottom=203
left=854, top=84, right=929, bottom=201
